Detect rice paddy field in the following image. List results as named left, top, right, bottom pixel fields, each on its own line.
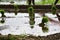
left=0, top=0, right=60, bottom=40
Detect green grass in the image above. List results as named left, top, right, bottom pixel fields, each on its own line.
left=35, top=0, right=60, bottom=5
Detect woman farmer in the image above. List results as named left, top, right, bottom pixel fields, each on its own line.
left=28, top=0, right=35, bottom=5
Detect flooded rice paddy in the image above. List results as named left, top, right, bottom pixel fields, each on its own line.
left=0, top=13, right=60, bottom=36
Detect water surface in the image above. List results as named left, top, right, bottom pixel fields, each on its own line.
left=0, top=13, right=60, bottom=36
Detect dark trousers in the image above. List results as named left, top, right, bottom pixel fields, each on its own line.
left=28, top=0, right=35, bottom=5
left=54, top=0, right=59, bottom=4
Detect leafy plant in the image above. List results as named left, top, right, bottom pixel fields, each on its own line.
left=0, top=18, right=5, bottom=24
left=28, top=6, right=35, bottom=25
left=39, top=16, right=48, bottom=28
left=0, top=9, right=6, bottom=17
left=14, top=4, right=18, bottom=15
left=39, top=23, right=45, bottom=27
left=42, top=0, right=46, bottom=5
left=30, top=25, right=34, bottom=29
left=42, top=16, right=49, bottom=23
left=28, top=6, right=35, bottom=19
left=29, top=21, right=35, bottom=25
left=28, top=7, right=34, bottom=14
left=51, top=4, right=57, bottom=15
left=42, top=27, right=49, bottom=32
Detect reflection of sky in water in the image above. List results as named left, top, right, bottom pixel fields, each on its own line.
left=0, top=1, right=27, bottom=5
left=0, top=0, right=41, bottom=5
left=0, top=13, right=60, bottom=36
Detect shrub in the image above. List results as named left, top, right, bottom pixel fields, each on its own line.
left=42, top=16, right=49, bottom=23
left=0, top=9, right=6, bottom=17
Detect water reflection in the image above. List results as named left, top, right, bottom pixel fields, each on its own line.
left=42, top=27, right=49, bottom=33
left=0, top=18, right=5, bottom=23
left=30, top=25, right=34, bottom=29
left=10, top=0, right=14, bottom=4
left=29, top=13, right=35, bottom=29
left=38, top=23, right=45, bottom=27
left=14, top=4, right=19, bottom=15
left=0, top=13, right=59, bottom=36
left=38, top=16, right=49, bottom=32
left=28, top=6, right=35, bottom=29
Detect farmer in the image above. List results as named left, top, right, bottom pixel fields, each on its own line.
left=28, top=0, right=35, bottom=5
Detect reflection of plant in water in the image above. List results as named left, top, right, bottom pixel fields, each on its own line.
left=51, top=4, right=57, bottom=15
left=39, top=23, right=45, bottom=27
left=0, top=9, right=6, bottom=17
left=51, top=0, right=60, bottom=21
left=10, top=1, right=14, bottom=4
left=30, top=25, right=34, bottom=29
left=42, top=27, right=48, bottom=32
left=39, top=16, right=49, bottom=32
left=28, top=6, right=35, bottom=28
left=0, top=18, right=5, bottom=24
left=29, top=21, right=35, bottom=25
left=14, top=4, right=18, bottom=15
left=28, top=7, right=35, bottom=26
left=52, top=0, right=58, bottom=14
left=39, top=16, right=48, bottom=27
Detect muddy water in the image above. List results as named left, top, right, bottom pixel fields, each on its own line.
left=0, top=13, right=60, bottom=36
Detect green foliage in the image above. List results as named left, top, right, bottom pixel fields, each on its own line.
left=35, top=0, right=55, bottom=5
left=39, top=17, right=48, bottom=27
left=28, top=7, right=34, bottom=14
left=30, top=17, right=35, bottom=21
left=0, top=20, right=5, bottom=24
left=14, top=4, right=18, bottom=10
left=42, top=0, right=45, bottom=4
left=39, top=23, right=45, bottom=27
left=42, top=27, right=49, bottom=33
left=30, top=25, right=34, bottom=29
left=29, top=21, right=35, bottom=25
left=0, top=9, right=6, bottom=17
left=28, top=6, right=35, bottom=18
left=0, top=9, right=5, bottom=14
left=51, top=4, right=57, bottom=15
left=14, top=4, right=18, bottom=15
left=19, top=34, right=27, bottom=38
left=0, top=18, right=5, bottom=24
left=28, top=6, right=35, bottom=25
left=42, top=17, right=48, bottom=23
left=8, top=34, right=15, bottom=40
left=14, top=12, right=18, bottom=15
